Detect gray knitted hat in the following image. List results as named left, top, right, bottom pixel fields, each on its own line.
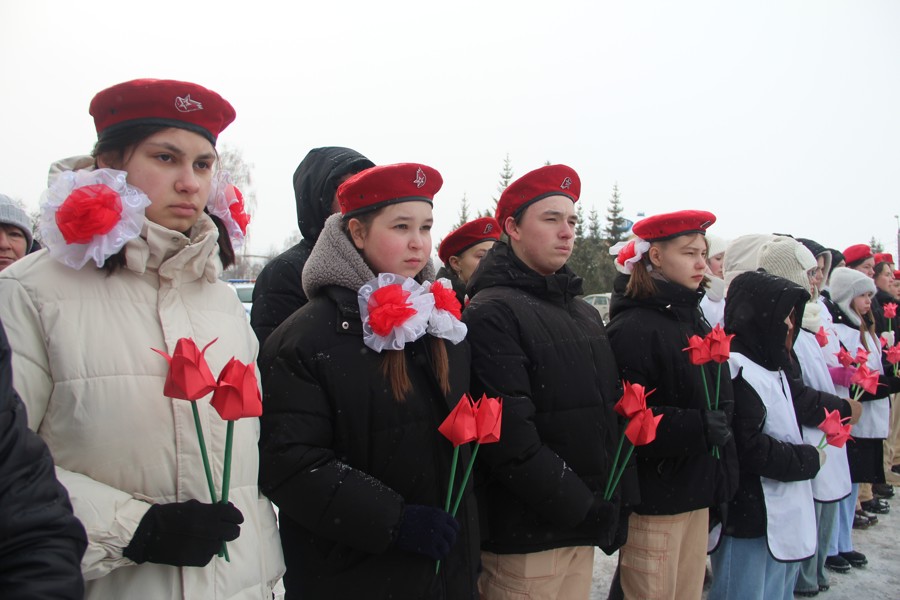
left=0, top=194, right=33, bottom=250
left=830, top=267, right=876, bottom=326
left=758, top=236, right=817, bottom=294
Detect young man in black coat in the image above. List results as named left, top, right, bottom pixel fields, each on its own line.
left=463, top=164, right=630, bottom=599
left=0, top=320, right=87, bottom=599
left=251, top=146, right=374, bottom=348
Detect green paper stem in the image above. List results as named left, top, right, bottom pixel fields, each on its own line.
left=606, top=445, right=636, bottom=502
left=218, top=420, right=235, bottom=562
left=699, top=365, right=711, bottom=410
left=191, top=403, right=218, bottom=504
left=715, top=363, right=722, bottom=410
left=443, top=446, right=460, bottom=513
left=817, top=433, right=828, bottom=450
left=604, top=430, right=627, bottom=500
left=450, top=443, right=480, bottom=518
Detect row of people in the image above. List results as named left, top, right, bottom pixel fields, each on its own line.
left=1, top=76, right=897, bottom=600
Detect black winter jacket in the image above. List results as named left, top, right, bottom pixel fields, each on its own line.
left=258, top=216, right=478, bottom=600
left=723, top=272, right=832, bottom=538
left=0, top=322, right=87, bottom=599
left=251, top=147, right=374, bottom=347
left=462, top=242, right=631, bottom=555
left=606, top=274, right=739, bottom=516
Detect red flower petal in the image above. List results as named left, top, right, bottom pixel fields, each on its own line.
left=815, top=327, right=829, bottom=348
left=227, top=185, right=250, bottom=235
left=886, top=344, right=900, bottom=366
left=614, top=381, right=652, bottom=419
left=432, top=280, right=462, bottom=319
left=152, top=338, right=218, bottom=401
left=473, top=394, right=502, bottom=444
left=817, top=407, right=844, bottom=437
left=438, top=394, right=478, bottom=447
left=683, top=335, right=712, bottom=365
left=835, top=348, right=855, bottom=368
left=56, top=184, right=123, bottom=244
left=884, top=302, right=897, bottom=319
left=368, top=284, right=416, bottom=336
left=624, top=408, right=662, bottom=446
left=210, top=358, right=263, bottom=420
left=706, top=325, right=734, bottom=364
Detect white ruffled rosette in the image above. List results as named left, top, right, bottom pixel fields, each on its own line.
left=206, top=170, right=249, bottom=250
left=609, top=238, right=651, bottom=274
left=358, top=273, right=434, bottom=352
left=423, top=278, right=467, bottom=344
left=39, top=168, right=150, bottom=269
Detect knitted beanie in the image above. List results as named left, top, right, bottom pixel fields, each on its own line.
left=758, top=236, right=816, bottom=294
left=0, top=194, right=33, bottom=250
left=706, top=234, right=728, bottom=258
left=829, top=267, right=876, bottom=327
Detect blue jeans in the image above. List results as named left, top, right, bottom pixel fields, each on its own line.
left=795, top=500, right=839, bottom=592
left=709, top=536, right=798, bottom=600
left=828, top=483, right=858, bottom=555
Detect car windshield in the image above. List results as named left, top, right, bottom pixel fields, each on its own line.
left=236, top=287, right=254, bottom=303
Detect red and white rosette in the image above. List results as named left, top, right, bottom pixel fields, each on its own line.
left=610, top=238, right=651, bottom=274
left=424, top=278, right=467, bottom=344
left=358, top=274, right=434, bottom=352
left=39, top=168, right=150, bottom=269
left=207, top=170, right=250, bottom=249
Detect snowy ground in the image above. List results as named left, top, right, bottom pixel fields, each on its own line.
left=588, top=502, right=900, bottom=599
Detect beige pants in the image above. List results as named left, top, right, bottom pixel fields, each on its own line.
left=479, top=546, right=595, bottom=600
left=886, top=393, right=900, bottom=482
left=618, top=509, right=709, bottom=600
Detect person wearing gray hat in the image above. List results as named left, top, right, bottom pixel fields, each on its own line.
left=0, top=194, right=33, bottom=271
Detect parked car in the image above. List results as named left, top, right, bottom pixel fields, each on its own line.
left=228, top=280, right=255, bottom=317
left=582, top=293, right=611, bottom=323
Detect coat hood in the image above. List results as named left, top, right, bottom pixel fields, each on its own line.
left=725, top=270, right=810, bottom=370
left=302, top=213, right=435, bottom=299
left=466, top=241, right=583, bottom=304
left=293, top=147, right=374, bottom=243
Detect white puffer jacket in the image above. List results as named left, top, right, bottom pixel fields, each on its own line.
left=0, top=214, right=284, bottom=599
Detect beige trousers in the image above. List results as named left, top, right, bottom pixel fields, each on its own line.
left=885, top=393, right=900, bottom=482
left=479, top=546, right=595, bottom=600
left=618, top=509, right=709, bottom=600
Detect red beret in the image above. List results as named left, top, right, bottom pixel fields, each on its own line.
left=843, top=244, right=872, bottom=265
left=438, top=217, right=501, bottom=264
left=338, top=163, right=442, bottom=218
left=632, top=210, right=716, bottom=242
left=874, top=252, right=894, bottom=265
left=895, top=270, right=900, bottom=280
left=90, top=79, right=236, bottom=145
left=495, top=165, right=580, bottom=232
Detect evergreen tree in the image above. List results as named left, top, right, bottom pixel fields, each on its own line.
left=454, top=193, right=471, bottom=229
left=588, top=206, right=601, bottom=240
left=575, top=203, right=584, bottom=239
left=869, top=236, right=884, bottom=253
left=604, top=183, right=627, bottom=244
left=489, top=154, right=514, bottom=216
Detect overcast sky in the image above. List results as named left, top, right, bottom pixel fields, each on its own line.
left=2, top=1, right=899, bottom=260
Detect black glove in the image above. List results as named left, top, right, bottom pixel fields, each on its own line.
left=393, top=504, right=460, bottom=561
left=702, top=409, right=732, bottom=448
left=124, top=500, right=243, bottom=567
left=584, top=496, right=617, bottom=535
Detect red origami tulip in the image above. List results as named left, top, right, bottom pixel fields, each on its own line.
left=438, top=394, right=478, bottom=447
left=884, top=302, right=898, bottom=320
left=227, top=186, right=251, bottom=235
left=152, top=338, right=218, bottom=400
left=210, top=358, right=263, bottom=421
left=431, top=280, right=462, bottom=320
left=473, top=394, right=502, bottom=444
left=835, top=348, right=855, bottom=368
left=854, top=348, right=870, bottom=366
left=614, top=381, right=652, bottom=419
left=827, top=423, right=854, bottom=448
left=56, top=184, right=123, bottom=244
left=706, top=325, right=735, bottom=364
left=368, top=284, right=417, bottom=337
left=683, top=335, right=712, bottom=365
left=850, top=364, right=880, bottom=396
left=817, top=407, right=845, bottom=438
left=886, top=344, right=900, bottom=365
left=815, top=327, right=829, bottom=348
left=624, top=408, right=663, bottom=446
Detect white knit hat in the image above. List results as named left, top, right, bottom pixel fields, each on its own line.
left=758, top=236, right=816, bottom=294
left=0, top=194, right=33, bottom=250
left=706, top=234, right=728, bottom=259
left=829, top=266, right=877, bottom=326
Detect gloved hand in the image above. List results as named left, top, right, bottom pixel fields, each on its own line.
left=829, top=366, right=855, bottom=389
left=123, top=500, right=243, bottom=567
left=845, top=398, right=862, bottom=424
left=584, top=496, right=617, bottom=534
left=702, top=409, right=733, bottom=448
left=393, top=505, right=460, bottom=561
left=817, top=448, right=827, bottom=468
left=881, top=331, right=896, bottom=348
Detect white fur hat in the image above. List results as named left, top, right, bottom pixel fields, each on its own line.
left=829, top=267, right=876, bottom=327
